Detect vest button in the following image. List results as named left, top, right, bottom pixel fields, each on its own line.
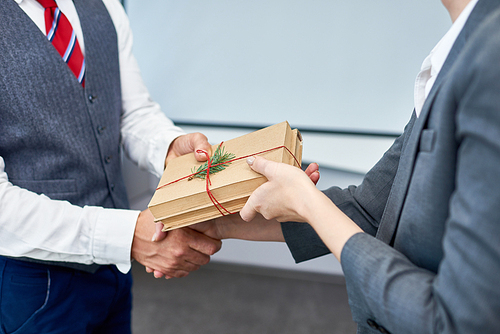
left=105, top=155, right=112, bottom=164
left=88, top=94, right=97, bottom=103
left=97, top=126, right=106, bottom=134
left=110, top=183, right=115, bottom=191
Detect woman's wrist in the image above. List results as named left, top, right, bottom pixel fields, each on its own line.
left=299, top=185, right=329, bottom=225
left=301, top=190, right=363, bottom=261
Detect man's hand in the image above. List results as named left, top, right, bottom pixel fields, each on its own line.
left=132, top=209, right=222, bottom=279
left=304, top=162, right=320, bottom=185
left=147, top=131, right=214, bottom=271
left=165, top=132, right=212, bottom=166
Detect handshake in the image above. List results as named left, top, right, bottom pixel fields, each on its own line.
left=131, top=208, right=223, bottom=280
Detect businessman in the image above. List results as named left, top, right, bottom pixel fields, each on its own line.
left=0, top=0, right=220, bottom=332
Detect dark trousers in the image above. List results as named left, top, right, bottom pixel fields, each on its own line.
left=0, top=256, right=132, bottom=334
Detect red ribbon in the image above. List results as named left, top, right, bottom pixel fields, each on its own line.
left=156, top=143, right=300, bottom=217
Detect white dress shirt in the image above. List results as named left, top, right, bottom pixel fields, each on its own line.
left=0, top=0, right=185, bottom=273
left=414, top=0, right=478, bottom=117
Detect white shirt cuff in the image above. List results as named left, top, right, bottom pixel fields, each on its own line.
left=92, top=207, right=140, bottom=273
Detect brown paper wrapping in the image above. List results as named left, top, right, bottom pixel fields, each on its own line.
left=148, top=121, right=303, bottom=231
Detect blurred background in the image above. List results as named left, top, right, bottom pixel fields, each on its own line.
left=121, top=1, right=450, bottom=332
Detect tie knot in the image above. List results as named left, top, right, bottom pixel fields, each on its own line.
left=37, top=0, right=57, bottom=9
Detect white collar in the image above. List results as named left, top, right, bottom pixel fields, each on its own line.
left=414, top=0, right=478, bottom=117
left=426, top=0, right=479, bottom=79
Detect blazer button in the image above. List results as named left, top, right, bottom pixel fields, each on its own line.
left=88, top=94, right=97, bottom=103
left=367, top=319, right=379, bottom=330
left=105, top=155, right=112, bottom=164
left=97, top=126, right=106, bottom=134
left=110, top=183, right=115, bottom=191
left=378, top=326, right=391, bottom=334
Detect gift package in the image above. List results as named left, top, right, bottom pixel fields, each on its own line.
left=148, top=121, right=303, bottom=231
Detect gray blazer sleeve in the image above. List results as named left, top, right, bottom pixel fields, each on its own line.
left=341, top=13, right=500, bottom=334
left=282, top=114, right=416, bottom=263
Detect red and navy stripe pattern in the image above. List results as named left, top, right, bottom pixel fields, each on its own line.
left=37, top=0, right=85, bottom=86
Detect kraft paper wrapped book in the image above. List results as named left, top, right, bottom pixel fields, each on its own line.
left=148, top=121, right=303, bottom=231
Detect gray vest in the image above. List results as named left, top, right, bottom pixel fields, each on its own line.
left=0, top=0, right=130, bottom=272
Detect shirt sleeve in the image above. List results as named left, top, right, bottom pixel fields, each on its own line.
left=0, top=156, right=140, bottom=273
left=104, top=0, right=185, bottom=178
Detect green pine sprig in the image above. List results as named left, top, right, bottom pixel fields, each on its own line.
left=190, top=143, right=236, bottom=180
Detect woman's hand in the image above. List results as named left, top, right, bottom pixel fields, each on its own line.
left=240, top=156, right=363, bottom=261
left=240, top=156, right=321, bottom=223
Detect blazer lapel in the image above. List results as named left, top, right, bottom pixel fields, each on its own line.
left=375, top=0, right=499, bottom=244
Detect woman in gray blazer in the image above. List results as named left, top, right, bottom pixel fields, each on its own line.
left=154, top=0, right=500, bottom=333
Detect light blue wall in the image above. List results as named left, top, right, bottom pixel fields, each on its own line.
left=125, top=0, right=450, bottom=134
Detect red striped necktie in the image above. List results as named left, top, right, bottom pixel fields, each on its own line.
left=37, top=0, right=86, bottom=86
